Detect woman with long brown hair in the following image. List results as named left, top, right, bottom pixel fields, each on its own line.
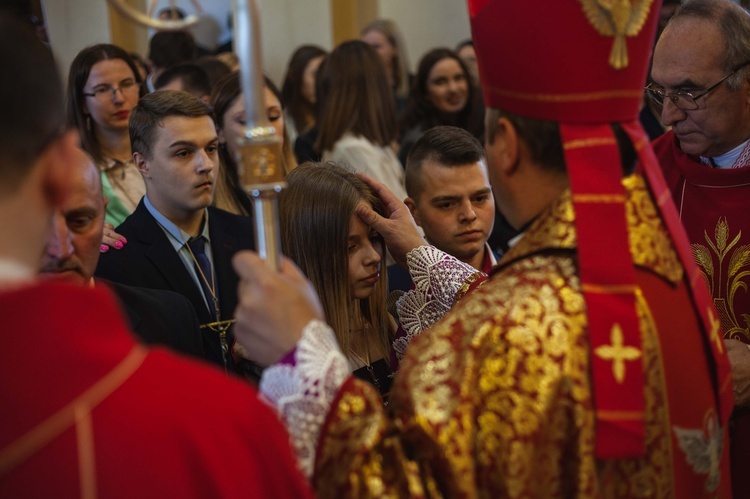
left=315, top=40, right=407, bottom=203
left=281, top=45, right=327, bottom=143
left=280, top=162, right=397, bottom=400
left=398, top=48, right=484, bottom=165
left=66, top=44, right=146, bottom=226
left=210, top=72, right=297, bottom=216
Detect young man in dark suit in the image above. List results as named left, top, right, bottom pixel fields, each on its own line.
left=96, top=90, right=255, bottom=375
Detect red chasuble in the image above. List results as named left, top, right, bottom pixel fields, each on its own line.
left=0, top=282, right=311, bottom=499
left=654, top=129, right=750, bottom=496
left=313, top=176, right=732, bottom=497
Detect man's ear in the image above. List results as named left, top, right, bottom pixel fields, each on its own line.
left=404, top=197, right=422, bottom=227
left=133, top=152, right=151, bottom=179
left=42, top=130, right=80, bottom=209
left=487, top=116, right=521, bottom=178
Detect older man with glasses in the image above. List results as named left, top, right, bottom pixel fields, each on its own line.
left=648, top=0, right=750, bottom=495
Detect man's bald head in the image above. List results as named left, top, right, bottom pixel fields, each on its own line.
left=39, top=149, right=106, bottom=285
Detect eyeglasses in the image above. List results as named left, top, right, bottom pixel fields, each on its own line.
left=645, top=60, right=750, bottom=111
left=83, top=79, right=139, bottom=101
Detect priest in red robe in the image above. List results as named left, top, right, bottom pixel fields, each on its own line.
left=232, top=0, right=734, bottom=496
left=648, top=0, right=750, bottom=494
left=0, top=15, right=311, bottom=499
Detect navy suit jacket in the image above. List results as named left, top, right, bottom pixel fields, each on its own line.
left=102, top=279, right=205, bottom=359
left=95, top=200, right=255, bottom=372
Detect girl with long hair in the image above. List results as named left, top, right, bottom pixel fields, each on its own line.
left=280, top=162, right=397, bottom=400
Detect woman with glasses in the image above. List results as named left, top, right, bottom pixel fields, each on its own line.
left=67, top=44, right=145, bottom=227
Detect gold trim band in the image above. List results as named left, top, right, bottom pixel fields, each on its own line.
left=582, top=283, right=637, bottom=294
left=563, top=137, right=617, bottom=150
left=0, top=346, right=147, bottom=476
left=597, top=410, right=644, bottom=421
left=488, top=85, right=642, bottom=103
left=573, top=193, right=626, bottom=204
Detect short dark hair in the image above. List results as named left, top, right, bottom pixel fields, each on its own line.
left=130, top=90, right=215, bottom=159
left=0, top=15, right=64, bottom=193
left=155, top=62, right=211, bottom=98
left=148, top=31, right=195, bottom=69
left=405, top=126, right=486, bottom=199
left=196, top=56, right=232, bottom=91
left=485, top=108, right=636, bottom=176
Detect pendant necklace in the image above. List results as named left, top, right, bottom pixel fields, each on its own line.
left=185, top=240, right=234, bottom=372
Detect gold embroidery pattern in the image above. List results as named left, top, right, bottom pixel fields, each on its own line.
left=594, top=323, right=642, bottom=384
left=313, top=174, right=680, bottom=497
left=506, top=175, right=682, bottom=286
left=579, top=0, right=655, bottom=69
left=691, top=217, right=750, bottom=341
left=600, top=290, right=674, bottom=498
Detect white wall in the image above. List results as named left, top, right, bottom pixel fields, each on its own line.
left=377, top=0, right=471, bottom=73
left=42, top=0, right=470, bottom=90
left=258, top=0, right=332, bottom=86
left=43, top=0, right=112, bottom=84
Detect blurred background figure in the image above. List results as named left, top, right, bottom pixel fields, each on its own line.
left=361, top=18, right=412, bottom=114
left=282, top=44, right=327, bottom=147
left=196, top=55, right=232, bottom=92
left=398, top=48, right=484, bottom=165
left=146, top=30, right=196, bottom=91
left=455, top=39, right=479, bottom=86
left=211, top=72, right=297, bottom=216
left=154, top=62, right=212, bottom=102
left=315, top=40, right=407, bottom=204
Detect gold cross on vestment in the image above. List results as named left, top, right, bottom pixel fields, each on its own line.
left=707, top=307, right=724, bottom=354
left=594, top=323, right=642, bottom=384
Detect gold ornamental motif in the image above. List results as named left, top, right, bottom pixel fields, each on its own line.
left=691, top=217, right=750, bottom=341
left=314, top=173, right=679, bottom=496
left=579, top=0, right=654, bottom=69
left=594, top=323, right=642, bottom=383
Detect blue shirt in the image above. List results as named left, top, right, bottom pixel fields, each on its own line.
left=144, top=195, right=216, bottom=313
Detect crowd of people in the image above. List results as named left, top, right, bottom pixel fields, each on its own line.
left=2, top=0, right=750, bottom=497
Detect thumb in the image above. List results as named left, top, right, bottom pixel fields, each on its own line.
left=356, top=203, right=381, bottom=230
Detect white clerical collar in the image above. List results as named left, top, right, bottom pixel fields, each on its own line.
left=706, top=139, right=749, bottom=169
left=507, top=231, right=525, bottom=249
left=0, top=257, right=35, bottom=289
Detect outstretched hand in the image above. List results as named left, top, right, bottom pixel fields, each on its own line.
left=232, top=251, right=324, bottom=367
left=356, top=173, right=427, bottom=268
